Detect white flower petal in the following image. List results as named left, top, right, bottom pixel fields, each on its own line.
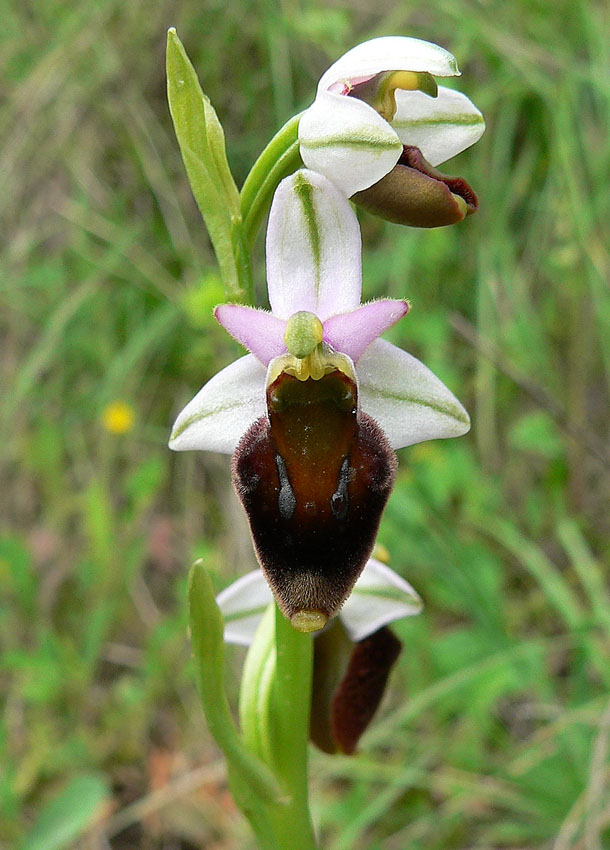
left=217, top=570, right=273, bottom=646
left=266, top=169, right=363, bottom=319
left=357, top=339, right=470, bottom=450
left=169, top=354, right=266, bottom=454
left=299, top=93, right=402, bottom=197
left=341, top=558, right=422, bottom=642
left=318, top=36, right=460, bottom=93
left=392, top=86, right=485, bottom=166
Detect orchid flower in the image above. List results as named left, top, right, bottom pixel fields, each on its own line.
left=298, top=36, right=485, bottom=227
left=218, top=558, right=421, bottom=754
left=169, top=169, right=469, bottom=628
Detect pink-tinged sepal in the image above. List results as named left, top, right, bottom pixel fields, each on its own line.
left=323, top=299, right=409, bottom=363
left=215, top=304, right=287, bottom=365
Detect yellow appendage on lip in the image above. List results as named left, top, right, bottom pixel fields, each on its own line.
left=291, top=610, right=329, bottom=633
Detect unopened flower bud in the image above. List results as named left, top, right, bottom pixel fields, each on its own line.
left=352, top=145, right=478, bottom=227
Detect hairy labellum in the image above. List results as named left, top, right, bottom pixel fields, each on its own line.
left=352, top=145, right=478, bottom=227
left=231, top=368, right=396, bottom=626
left=311, top=621, right=402, bottom=754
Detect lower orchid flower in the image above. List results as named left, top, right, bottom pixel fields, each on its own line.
left=218, top=557, right=422, bottom=754
left=169, top=169, right=469, bottom=629
left=298, top=36, right=485, bottom=227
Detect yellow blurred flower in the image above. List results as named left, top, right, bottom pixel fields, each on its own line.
left=101, top=401, right=135, bottom=435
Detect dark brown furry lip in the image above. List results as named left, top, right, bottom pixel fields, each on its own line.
left=310, top=621, right=402, bottom=755
left=399, top=145, right=479, bottom=213
left=352, top=144, right=478, bottom=227
left=231, top=369, right=396, bottom=622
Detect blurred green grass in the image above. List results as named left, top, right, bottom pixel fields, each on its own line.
left=1, top=0, right=609, bottom=848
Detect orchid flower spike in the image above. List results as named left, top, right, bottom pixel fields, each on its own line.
left=298, top=36, right=485, bottom=227
left=218, top=558, right=422, bottom=754
left=169, top=169, right=469, bottom=627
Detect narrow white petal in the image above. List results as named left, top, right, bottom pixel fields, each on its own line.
left=266, top=168, right=363, bottom=319
left=217, top=570, right=273, bottom=646
left=169, top=355, right=266, bottom=454
left=357, top=339, right=470, bottom=450
left=392, top=86, right=485, bottom=166
left=318, top=36, right=460, bottom=93
left=299, top=93, right=402, bottom=197
left=341, top=558, right=423, bottom=642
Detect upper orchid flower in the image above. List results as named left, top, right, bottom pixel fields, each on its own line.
left=218, top=557, right=422, bottom=754
left=298, top=36, right=485, bottom=227
left=169, top=169, right=469, bottom=628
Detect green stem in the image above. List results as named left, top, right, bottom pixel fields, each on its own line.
left=264, top=606, right=317, bottom=850
left=240, top=113, right=304, bottom=248
left=272, top=606, right=314, bottom=812
left=238, top=603, right=318, bottom=850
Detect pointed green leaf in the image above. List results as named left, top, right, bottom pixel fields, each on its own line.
left=188, top=561, right=281, bottom=803
left=166, top=29, right=249, bottom=300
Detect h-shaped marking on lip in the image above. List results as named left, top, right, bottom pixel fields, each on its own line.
left=276, top=454, right=297, bottom=520
left=330, top=456, right=350, bottom=520
left=275, top=454, right=350, bottom=521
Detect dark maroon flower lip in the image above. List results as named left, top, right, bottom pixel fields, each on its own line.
left=231, top=368, right=396, bottom=626
left=352, top=144, right=479, bottom=228
left=311, top=621, right=402, bottom=755
left=399, top=145, right=479, bottom=214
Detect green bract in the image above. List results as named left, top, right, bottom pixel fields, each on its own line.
left=166, top=29, right=251, bottom=299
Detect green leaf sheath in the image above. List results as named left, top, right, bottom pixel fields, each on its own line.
left=239, top=604, right=278, bottom=769
left=166, top=29, right=251, bottom=301
left=189, top=564, right=318, bottom=849
left=187, top=562, right=281, bottom=804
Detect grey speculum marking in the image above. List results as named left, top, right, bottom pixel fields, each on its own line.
left=276, top=454, right=296, bottom=520
left=330, top=456, right=350, bottom=520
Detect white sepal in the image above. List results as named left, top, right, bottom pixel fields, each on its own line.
left=392, top=85, right=485, bottom=166
left=169, top=354, right=266, bottom=454
left=318, top=36, right=460, bottom=93
left=217, top=570, right=273, bottom=646
left=357, top=339, right=470, bottom=450
left=299, top=94, right=402, bottom=197
left=266, top=169, right=363, bottom=318
left=340, top=558, right=422, bottom=642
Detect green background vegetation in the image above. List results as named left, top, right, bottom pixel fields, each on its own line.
left=1, top=0, right=609, bottom=847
